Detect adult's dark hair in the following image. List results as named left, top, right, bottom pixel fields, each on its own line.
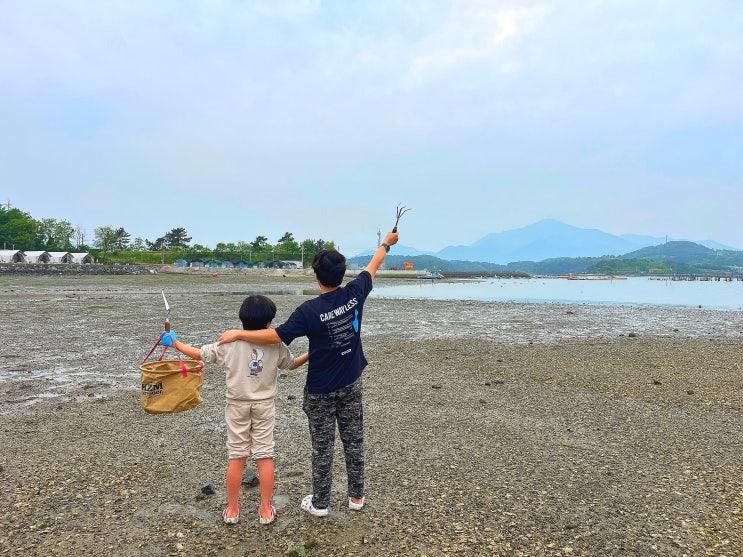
left=239, top=295, right=277, bottom=330
left=312, top=249, right=346, bottom=288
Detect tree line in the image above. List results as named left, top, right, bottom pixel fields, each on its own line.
left=0, top=206, right=83, bottom=250
left=0, top=205, right=335, bottom=264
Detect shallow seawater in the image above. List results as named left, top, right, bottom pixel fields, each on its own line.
left=373, top=277, right=743, bottom=309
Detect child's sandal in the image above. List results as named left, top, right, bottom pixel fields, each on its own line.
left=223, top=506, right=240, bottom=525
left=258, top=505, right=277, bottom=525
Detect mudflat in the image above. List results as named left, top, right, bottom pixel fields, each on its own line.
left=1, top=275, right=741, bottom=556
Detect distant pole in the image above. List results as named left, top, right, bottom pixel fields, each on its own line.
left=301, top=243, right=304, bottom=268
left=249, top=246, right=252, bottom=262
left=377, top=229, right=381, bottom=247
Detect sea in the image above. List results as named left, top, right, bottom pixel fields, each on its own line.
left=372, top=277, right=743, bottom=310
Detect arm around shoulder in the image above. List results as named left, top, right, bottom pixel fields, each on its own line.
left=217, top=328, right=281, bottom=346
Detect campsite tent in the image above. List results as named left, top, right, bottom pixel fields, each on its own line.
left=48, top=252, right=73, bottom=264
left=24, top=251, right=51, bottom=263
left=70, top=253, right=93, bottom=264
left=0, top=250, right=25, bottom=263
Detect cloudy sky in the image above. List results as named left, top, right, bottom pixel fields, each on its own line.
left=1, top=0, right=742, bottom=252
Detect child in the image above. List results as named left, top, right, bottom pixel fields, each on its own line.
left=161, top=295, right=308, bottom=525
left=217, top=230, right=399, bottom=516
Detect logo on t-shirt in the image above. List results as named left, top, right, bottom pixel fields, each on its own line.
left=248, top=348, right=264, bottom=376
left=352, top=309, right=360, bottom=333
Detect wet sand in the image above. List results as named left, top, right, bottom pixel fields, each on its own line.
left=1, top=275, right=742, bottom=556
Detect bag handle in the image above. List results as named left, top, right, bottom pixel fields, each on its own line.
left=141, top=332, right=165, bottom=365
left=141, top=332, right=205, bottom=378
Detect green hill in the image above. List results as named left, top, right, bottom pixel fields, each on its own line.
left=619, top=241, right=743, bottom=272
left=621, top=241, right=714, bottom=262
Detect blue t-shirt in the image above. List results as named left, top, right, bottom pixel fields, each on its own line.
left=275, top=271, right=373, bottom=394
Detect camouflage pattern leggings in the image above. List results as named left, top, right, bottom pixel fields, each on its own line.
left=302, top=377, right=364, bottom=510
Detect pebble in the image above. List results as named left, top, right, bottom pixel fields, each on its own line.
left=200, top=484, right=215, bottom=495
left=242, top=471, right=259, bottom=488
left=628, top=332, right=638, bottom=338
left=287, top=395, right=296, bottom=401
left=431, top=384, right=442, bottom=390
left=653, top=380, right=662, bottom=385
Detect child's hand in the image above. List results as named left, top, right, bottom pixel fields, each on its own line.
left=160, top=331, right=177, bottom=347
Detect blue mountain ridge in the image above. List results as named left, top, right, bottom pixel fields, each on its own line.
left=354, top=220, right=739, bottom=264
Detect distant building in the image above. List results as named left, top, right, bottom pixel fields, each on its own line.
left=48, top=252, right=73, bottom=264
left=24, top=251, right=51, bottom=264
left=280, top=260, right=300, bottom=268
left=404, top=261, right=414, bottom=270
left=0, top=250, right=25, bottom=263
left=70, top=252, right=93, bottom=264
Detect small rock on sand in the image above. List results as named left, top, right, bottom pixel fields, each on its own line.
left=200, top=483, right=214, bottom=495
left=242, top=471, right=259, bottom=488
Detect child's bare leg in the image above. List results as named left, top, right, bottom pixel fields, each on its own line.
left=225, top=457, right=246, bottom=517
left=256, top=458, right=275, bottom=518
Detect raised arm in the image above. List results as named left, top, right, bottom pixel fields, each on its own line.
left=218, top=328, right=281, bottom=346
left=365, top=231, right=399, bottom=278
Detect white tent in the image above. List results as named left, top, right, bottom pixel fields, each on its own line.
left=24, top=251, right=51, bottom=263
left=0, top=250, right=25, bottom=263
left=70, top=252, right=93, bottom=264
left=48, top=251, right=73, bottom=264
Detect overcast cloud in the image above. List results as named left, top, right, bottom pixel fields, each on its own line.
left=1, top=0, right=741, bottom=252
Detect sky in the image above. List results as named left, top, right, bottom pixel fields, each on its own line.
left=1, top=0, right=742, bottom=253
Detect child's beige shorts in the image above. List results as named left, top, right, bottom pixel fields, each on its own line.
left=225, top=399, right=275, bottom=460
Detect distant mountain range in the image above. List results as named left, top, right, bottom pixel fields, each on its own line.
left=348, top=239, right=743, bottom=276
left=354, top=219, right=738, bottom=264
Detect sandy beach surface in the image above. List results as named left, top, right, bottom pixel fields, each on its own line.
left=1, top=275, right=742, bottom=556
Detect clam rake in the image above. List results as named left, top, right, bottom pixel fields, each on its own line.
left=393, top=204, right=411, bottom=233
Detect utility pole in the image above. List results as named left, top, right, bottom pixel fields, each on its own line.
left=377, top=229, right=381, bottom=247
left=301, top=243, right=304, bottom=268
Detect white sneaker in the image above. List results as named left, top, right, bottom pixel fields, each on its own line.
left=300, top=494, right=329, bottom=517
left=348, top=496, right=365, bottom=511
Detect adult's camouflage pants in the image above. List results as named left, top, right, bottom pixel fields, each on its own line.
left=302, top=377, right=364, bottom=510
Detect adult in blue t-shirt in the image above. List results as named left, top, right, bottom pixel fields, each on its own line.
left=217, top=230, right=399, bottom=516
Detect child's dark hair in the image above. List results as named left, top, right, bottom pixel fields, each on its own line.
left=239, top=295, right=277, bottom=330
left=312, top=249, right=346, bottom=287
